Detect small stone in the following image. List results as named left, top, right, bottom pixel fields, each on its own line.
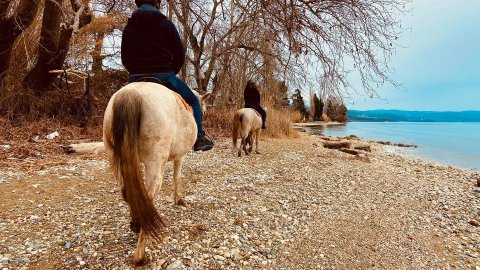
left=65, top=241, right=71, bottom=249
left=79, top=261, right=86, bottom=266
left=213, top=255, right=225, bottom=261
left=166, top=259, right=184, bottom=270
left=1, top=257, right=8, bottom=264
left=231, top=248, right=241, bottom=261
left=466, top=252, right=478, bottom=259
left=469, top=220, right=480, bottom=227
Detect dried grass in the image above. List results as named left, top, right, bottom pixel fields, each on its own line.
left=203, top=106, right=298, bottom=139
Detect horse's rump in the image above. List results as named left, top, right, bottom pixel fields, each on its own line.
left=232, top=108, right=261, bottom=149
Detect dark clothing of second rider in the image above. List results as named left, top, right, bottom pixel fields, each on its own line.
left=243, top=81, right=266, bottom=129
left=244, top=84, right=261, bottom=107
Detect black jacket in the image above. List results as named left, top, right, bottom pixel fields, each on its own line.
left=244, top=85, right=261, bottom=106
left=121, top=6, right=184, bottom=74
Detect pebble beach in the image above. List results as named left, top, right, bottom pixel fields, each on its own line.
left=0, top=133, right=479, bottom=269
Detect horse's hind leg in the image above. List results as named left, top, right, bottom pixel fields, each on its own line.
left=133, top=230, right=148, bottom=266
left=129, top=156, right=165, bottom=234
left=238, top=137, right=245, bottom=157
left=173, top=158, right=187, bottom=206
left=132, top=154, right=166, bottom=265
left=255, top=129, right=260, bottom=154
left=247, top=134, right=254, bottom=154
left=243, top=134, right=250, bottom=156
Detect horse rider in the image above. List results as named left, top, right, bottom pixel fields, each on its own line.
left=244, top=80, right=266, bottom=129
left=121, top=0, right=214, bottom=151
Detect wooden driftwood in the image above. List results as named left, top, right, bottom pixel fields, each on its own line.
left=323, top=141, right=352, bottom=149
left=62, top=142, right=105, bottom=154
left=338, top=148, right=361, bottom=155
left=353, top=144, right=372, bottom=152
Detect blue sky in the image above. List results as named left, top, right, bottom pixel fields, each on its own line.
left=349, top=1, right=480, bottom=111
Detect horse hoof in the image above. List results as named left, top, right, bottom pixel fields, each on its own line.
left=130, top=220, right=140, bottom=234
left=133, top=255, right=148, bottom=266
left=175, top=198, right=187, bottom=206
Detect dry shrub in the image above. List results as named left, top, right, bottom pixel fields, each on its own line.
left=262, top=107, right=298, bottom=138
left=203, top=106, right=235, bottom=138
left=0, top=70, right=128, bottom=160
left=203, top=105, right=298, bottom=138
left=0, top=70, right=127, bottom=137
left=290, top=110, right=303, bottom=123
left=0, top=116, right=102, bottom=160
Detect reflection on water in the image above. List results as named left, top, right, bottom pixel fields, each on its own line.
left=306, top=122, right=480, bottom=171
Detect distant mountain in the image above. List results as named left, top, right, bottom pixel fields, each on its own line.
left=347, top=110, right=480, bottom=122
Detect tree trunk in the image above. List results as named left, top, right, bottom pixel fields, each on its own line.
left=179, top=4, right=189, bottom=82
left=22, top=0, right=65, bottom=92
left=0, top=0, right=12, bottom=17
left=0, top=0, right=39, bottom=82
left=22, top=0, right=92, bottom=93
left=91, top=32, right=105, bottom=74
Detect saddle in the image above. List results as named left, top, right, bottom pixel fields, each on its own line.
left=134, top=77, right=192, bottom=113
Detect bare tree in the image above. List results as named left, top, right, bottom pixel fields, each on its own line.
left=79, top=0, right=131, bottom=73
left=0, top=0, right=40, bottom=83
left=22, top=0, right=93, bottom=92
left=258, top=0, right=408, bottom=99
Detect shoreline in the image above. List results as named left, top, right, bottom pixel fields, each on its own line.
left=300, top=122, right=480, bottom=173
left=292, top=121, right=345, bottom=127
left=381, top=144, right=480, bottom=173
left=0, top=134, right=479, bottom=269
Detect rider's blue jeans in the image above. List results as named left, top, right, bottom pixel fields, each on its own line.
left=128, top=73, right=204, bottom=137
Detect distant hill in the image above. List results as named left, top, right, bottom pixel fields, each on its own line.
left=347, top=110, right=480, bottom=122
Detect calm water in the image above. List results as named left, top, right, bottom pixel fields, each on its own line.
left=307, top=122, right=480, bottom=172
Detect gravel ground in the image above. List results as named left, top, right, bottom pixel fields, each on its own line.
left=0, top=133, right=479, bottom=270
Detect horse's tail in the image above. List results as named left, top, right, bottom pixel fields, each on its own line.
left=232, top=111, right=243, bottom=148
left=109, top=90, right=164, bottom=241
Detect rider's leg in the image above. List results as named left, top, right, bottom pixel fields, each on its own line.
left=155, top=73, right=213, bottom=151
left=252, top=104, right=267, bottom=129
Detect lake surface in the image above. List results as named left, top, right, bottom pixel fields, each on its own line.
left=306, top=122, right=480, bottom=172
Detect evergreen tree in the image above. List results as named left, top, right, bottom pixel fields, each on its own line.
left=291, top=89, right=308, bottom=117
left=312, top=94, right=324, bottom=120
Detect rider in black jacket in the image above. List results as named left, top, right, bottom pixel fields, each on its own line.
left=244, top=80, right=266, bottom=129
left=121, top=0, right=214, bottom=151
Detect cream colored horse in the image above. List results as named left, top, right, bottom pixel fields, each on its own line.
left=232, top=108, right=262, bottom=157
left=103, top=82, right=209, bottom=265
